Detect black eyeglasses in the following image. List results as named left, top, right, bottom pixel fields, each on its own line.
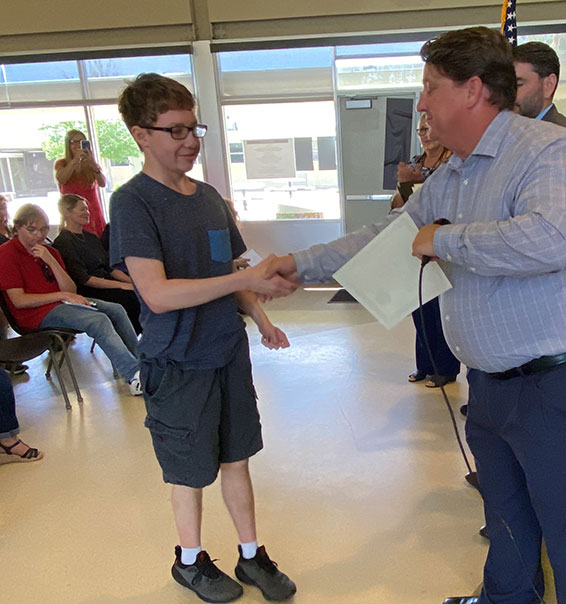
left=417, top=127, right=430, bottom=135
left=141, top=124, right=208, bottom=140
left=37, top=260, right=55, bottom=282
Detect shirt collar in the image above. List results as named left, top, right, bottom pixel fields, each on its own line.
left=11, top=237, right=27, bottom=255
left=11, top=236, right=37, bottom=258
left=446, top=110, right=513, bottom=171
left=536, top=104, right=553, bottom=120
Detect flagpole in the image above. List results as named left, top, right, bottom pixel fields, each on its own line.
left=501, top=0, right=508, bottom=34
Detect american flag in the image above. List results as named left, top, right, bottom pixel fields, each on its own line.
left=501, top=0, right=517, bottom=46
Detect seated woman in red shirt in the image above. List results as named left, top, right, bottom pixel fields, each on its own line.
left=0, top=195, right=29, bottom=375
left=53, top=194, right=141, bottom=334
left=0, top=204, right=141, bottom=396
left=54, top=130, right=107, bottom=237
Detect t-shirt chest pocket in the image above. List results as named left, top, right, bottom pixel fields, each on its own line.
left=208, top=228, right=232, bottom=263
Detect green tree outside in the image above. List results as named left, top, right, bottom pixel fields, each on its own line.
left=39, top=120, right=141, bottom=164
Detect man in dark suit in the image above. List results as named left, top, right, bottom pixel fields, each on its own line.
left=513, top=41, right=566, bottom=126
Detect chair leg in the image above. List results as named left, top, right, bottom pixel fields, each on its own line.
left=48, top=346, right=72, bottom=411
left=46, top=333, right=66, bottom=378
left=55, top=334, right=83, bottom=404
left=46, top=356, right=53, bottom=379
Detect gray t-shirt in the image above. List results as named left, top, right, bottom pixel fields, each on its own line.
left=110, top=172, right=246, bottom=369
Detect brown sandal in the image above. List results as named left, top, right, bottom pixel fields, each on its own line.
left=408, top=371, right=427, bottom=383
left=425, top=375, right=457, bottom=388
left=0, top=439, right=44, bottom=462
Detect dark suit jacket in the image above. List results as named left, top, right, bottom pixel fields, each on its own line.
left=542, top=104, right=566, bottom=127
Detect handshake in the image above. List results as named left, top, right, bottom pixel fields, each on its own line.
left=241, top=254, right=300, bottom=300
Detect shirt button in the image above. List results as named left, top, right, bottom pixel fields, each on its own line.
left=445, top=315, right=450, bottom=321
left=457, top=213, right=463, bottom=219
left=463, top=179, right=469, bottom=185
left=470, top=267, right=477, bottom=272
left=446, top=254, right=452, bottom=261
left=455, top=346, right=461, bottom=352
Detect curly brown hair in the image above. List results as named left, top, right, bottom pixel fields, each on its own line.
left=118, top=73, right=195, bottom=130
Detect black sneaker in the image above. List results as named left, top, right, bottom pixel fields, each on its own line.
left=235, top=545, right=296, bottom=601
left=171, top=547, right=243, bottom=603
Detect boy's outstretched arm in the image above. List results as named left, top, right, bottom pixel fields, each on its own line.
left=235, top=290, right=290, bottom=350
left=126, top=254, right=298, bottom=314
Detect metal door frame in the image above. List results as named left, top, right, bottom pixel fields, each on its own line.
left=335, top=88, right=421, bottom=235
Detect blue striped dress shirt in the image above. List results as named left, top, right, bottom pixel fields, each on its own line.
left=293, top=110, right=566, bottom=372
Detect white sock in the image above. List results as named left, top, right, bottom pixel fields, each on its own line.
left=181, top=545, right=202, bottom=565
left=240, top=541, right=258, bottom=559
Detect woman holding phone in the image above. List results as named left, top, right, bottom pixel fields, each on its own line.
left=390, top=115, right=460, bottom=388
left=55, top=129, right=107, bottom=237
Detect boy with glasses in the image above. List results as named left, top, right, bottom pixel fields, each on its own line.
left=110, top=73, right=297, bottom=603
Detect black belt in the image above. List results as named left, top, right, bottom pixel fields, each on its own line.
left=490, top=353, right=566, bottom=380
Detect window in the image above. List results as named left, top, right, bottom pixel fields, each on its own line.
left=0, top=106, right=86, bottom=224
left=224, top=102, right=339, bottom=221
left=217, top=47, right=333, bottom=100
left=83, top=54, right=193, bottom=100
left=3, top=31, right=565, bottom=228
left=229, top=142, right=244, bottom=163
left=217, top=46, right=337, bottom=221
left=1, top=60, right=82, bottom=104
left=335, top=40, right=426, bottom=92
left=0, top=53, right=195, bottom=224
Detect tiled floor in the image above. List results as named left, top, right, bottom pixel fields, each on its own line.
left=0, top=289, right=513, bottom=603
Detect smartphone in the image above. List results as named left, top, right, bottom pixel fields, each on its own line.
left=80, top=140, right=91, bottom=152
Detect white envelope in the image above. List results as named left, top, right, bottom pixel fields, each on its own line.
left=242, top=249, right=262, bottom=267
left=333, top=212, right=452, bottom=329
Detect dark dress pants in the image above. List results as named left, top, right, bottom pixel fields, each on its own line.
left=467, top=365, right=566, bottom=604
left=411, top=297, right=460, bottom=376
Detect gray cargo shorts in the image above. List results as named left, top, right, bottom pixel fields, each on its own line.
left=141, top=334, right=263, bottom=488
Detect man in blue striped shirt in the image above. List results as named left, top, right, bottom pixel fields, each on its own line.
left=270, top=27, right=566, bottom=604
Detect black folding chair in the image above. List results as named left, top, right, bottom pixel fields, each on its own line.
left=0, top=294, right=83, bottom=410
